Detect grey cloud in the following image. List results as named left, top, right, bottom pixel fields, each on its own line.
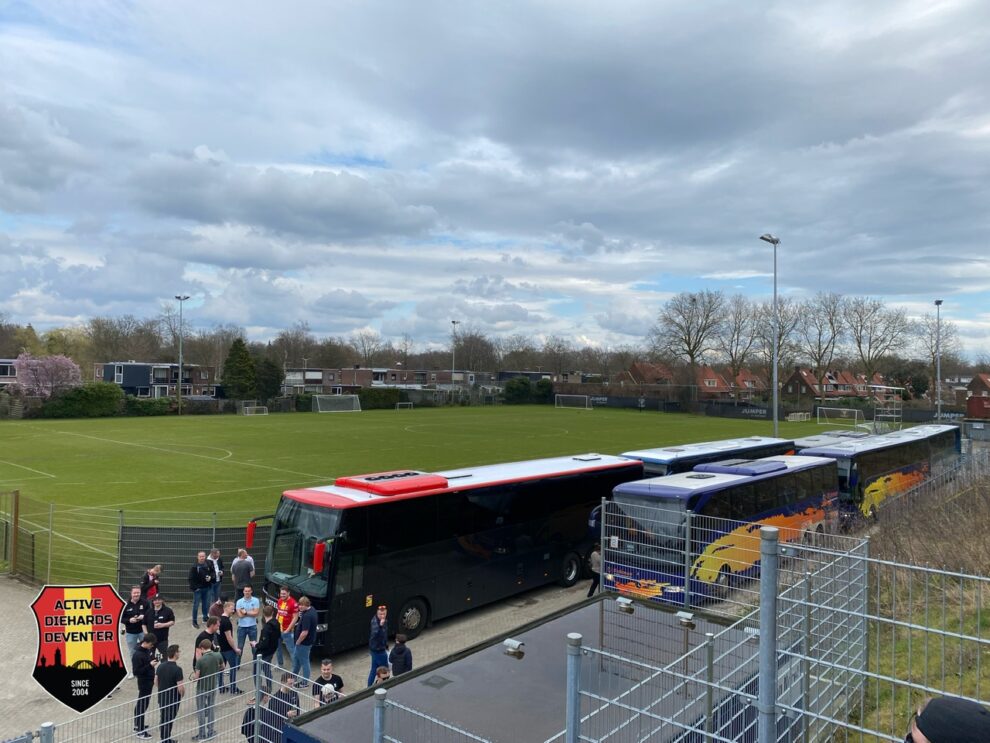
left=130, top=150, right=438, bottom=240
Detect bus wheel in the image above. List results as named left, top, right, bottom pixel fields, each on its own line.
left=397, top=597, right=429, bottom=639
left=714, top=566, right=731, bottom=600
left=559, top=552, right=582, bottom=587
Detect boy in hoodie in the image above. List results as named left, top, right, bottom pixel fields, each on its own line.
left=388, top=633, right=413, bottom=676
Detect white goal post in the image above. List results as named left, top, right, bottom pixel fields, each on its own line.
left=242, top=405, right=268, bottom=416
left=555, top=394, right=592, bottom=410
left=817, top=407, right=866, bottom=427
left=313, top=394, right=362, bottom=413
left=395, top=402, right=414, bottom=410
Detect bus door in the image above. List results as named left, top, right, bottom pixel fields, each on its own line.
left=327, top=512, right=370, bottom=653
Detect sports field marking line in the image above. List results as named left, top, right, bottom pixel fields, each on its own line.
left=101, top=480, right=327, bottom=509
left=54, top=430, right=331, bottom=480
left=0, top=475, right=52, bottom=484
left=0, top=459, right=56, bottom=478
left=17, top=516, right=117, bottom=559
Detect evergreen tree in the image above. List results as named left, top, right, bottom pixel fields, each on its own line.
left=221, top=338, right=257, bottom=400
left=255, top=358, right=283, bottom=402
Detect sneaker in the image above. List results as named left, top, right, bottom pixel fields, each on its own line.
left=294, top=680, right=308, bottom=688
left=192, top=621, right=200, bottom=628
left=218, top=687, right=227, bottom=694
left=135, top=732, right=151, bottom=740
left=126, top=672, right=134, bottom=680
left=231, top=688, right=244, bottom=695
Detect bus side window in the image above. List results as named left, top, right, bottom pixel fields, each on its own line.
left=730, top=484, right=756, bottom=521
left=794, top=469, right=812, bottom=504
left=754, top=481, right=777, bottom=514
left=369, top=499, right=437, bottom=554
left=810, top=467, right=824, bottom=495
left=339, top=510, right=368, bottom=553
left=334, top=553, right=365, bottom=595
left=776, top=472, right=798, bottom=508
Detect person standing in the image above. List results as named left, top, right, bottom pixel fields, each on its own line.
left=389, top=634, right=413, bottom=676
left=206, top=548, right=224, bottom=604
left=155, top=644, right=184, bottom=743
left=150, top=595, right=176, bottom=648
left=188, top=551, right=214, bottom=628
left=139, top=565, right=161, bottom=601
left=367, top=605, right=389, bottom=687
left=192, top=617, right=220, bottom=672
left=253, top=604, right=281, bottom=694
left=235, top=585, right=260, bottom=690
left=218, top=601, right=240, bottom=694
left=587, top=543, right=602, bottom=598
left=131, top=633, right=158, bottom=739
left=121, top=586, right=150, bottom=679
left=311, top=659, right=344, bottom=705
left=193, top=638, right=224, bottom=741
left=292, top=596, right=317, bottom=687
left=230, top=548, right=255, bottom=599
left=275, top=585, right=298, bottom=668
left=208, top=593, right=227, bottom=620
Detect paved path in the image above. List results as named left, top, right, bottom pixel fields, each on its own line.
left=0, top=574, right=589, bottom=740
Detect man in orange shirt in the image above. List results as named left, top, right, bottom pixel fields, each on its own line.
left=275, top=585, right=298, bottom=668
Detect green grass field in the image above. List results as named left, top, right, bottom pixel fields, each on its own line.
left=0, top=406, right=822, bottom=514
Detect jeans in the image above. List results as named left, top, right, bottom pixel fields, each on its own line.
left=124, top=633, right=141, bottom=672
left=276, top=629, right=295, bottom=666
left=209, top=580, right=221, bottom=604
left=292, top=642, right=313, bottom=682
left=587, top=573, right=600, bottom=598
left=221, top=649, right=238, bottom=691
left=195, top=688, right=216, bottom=737
left=368, top=649, right=389, bottom=687
left=192, top=588, right=211, bottom=623
left=257, top=654, right=275, bottom=693
left=133, top=684, right=152, bottom=730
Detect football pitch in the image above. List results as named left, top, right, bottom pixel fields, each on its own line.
left=0, top=406, right=820, bottom=514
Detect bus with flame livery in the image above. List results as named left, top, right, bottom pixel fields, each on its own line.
left=247, top=453, right=643, bottom=654
left=798, top=424, right=961, bottom=523
left=604, top=455, right=838, bottom=602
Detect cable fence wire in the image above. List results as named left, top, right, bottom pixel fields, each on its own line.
left=49, top=659, right=332, bottom=742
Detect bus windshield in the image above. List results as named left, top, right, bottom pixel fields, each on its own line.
left=613, top=492, right=687, bottom=550
left=267, top=499, right=341, bottom=597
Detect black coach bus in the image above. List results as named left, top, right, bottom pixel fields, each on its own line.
left=247, top=453, right=643, bottom=654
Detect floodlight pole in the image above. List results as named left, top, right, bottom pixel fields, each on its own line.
left=451, top=319, right=460, bottom=397
left=935, top=299, right=943, bottom=420
left=759, top=234, right=780, bottom=437
left=175, top=294, right=190, bottom=415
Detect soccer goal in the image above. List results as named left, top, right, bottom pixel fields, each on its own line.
left=395, top=402, right=414, bottom=410
left=313, top=394, right=362, bottom=413
left=555, top=394, right=592, bottom=410
left=242, top=405, right=269, bottom=416
left=817, top=407, right=866, bottom=428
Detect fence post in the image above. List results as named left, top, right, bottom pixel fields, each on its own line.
left=757, top=526, right=779, bottom=743
left=47, top=502, right=55, bottom=584
left=373, top=687, right=388, bottom=743
left=683, top=510, right=693, bottom=609
left=11, top=489, right=19, bottom=576
left=802, top=571, right=812, bottom=743
left=116, top=510, right=124, bottom=589
left=254, top=655, right=262, bottom=742
left=704, top=631, right=715, bottom=738
left=211, top=512, right=217, bottom=547
left=39, top=721, right=55, bottom=743
left=565, top=632, right=583, bottom=743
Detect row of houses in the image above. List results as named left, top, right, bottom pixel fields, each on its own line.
left=3, top=357, right=989, bottom=405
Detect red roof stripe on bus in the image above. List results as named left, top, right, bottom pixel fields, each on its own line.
left=284, top=458, right=642, bottom=509
left=334, top=472, right=449, bottom=495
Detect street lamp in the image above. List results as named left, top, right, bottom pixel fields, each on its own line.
left=935, top=299, right=943, bottom=420
left=450, top=320, right=460, bottom=395
left=759, top=234, right=780, bottom=437
left=174, top=294, right=190, bottom=415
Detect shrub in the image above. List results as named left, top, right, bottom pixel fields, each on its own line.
left=41, top=382, right=124, bottom=418
left=504, top=377, right=533, bottom=404
left=359, top=388, right=401, bottom=410
left=123, top=396, right=172, bottom=416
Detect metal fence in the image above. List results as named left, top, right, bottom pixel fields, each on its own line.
left=0, top=491, right=269, bottom=595
left=374, top=689, right=493, bottom=743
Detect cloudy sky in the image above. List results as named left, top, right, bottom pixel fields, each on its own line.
left=1, top=1, right=989, bottom=355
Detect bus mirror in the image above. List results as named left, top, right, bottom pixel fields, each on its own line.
left=246, top=521, right=256, bottom=549
left=313, top=541, right=327, bottom=574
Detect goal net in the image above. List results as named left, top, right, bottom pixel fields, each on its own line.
left=313, top=394, right=362, bottom=413
left=555, top=394, right=591, bottom=410
left=242, top=406, right=268, bottom=416
left=395, top=402, right=414, bottom=410
left=817, top=407, right=866, bottom=428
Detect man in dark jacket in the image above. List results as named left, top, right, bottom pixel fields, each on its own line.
left=311, top=659, right=344, bottom=705
left=367, top=604, right=389, bottom=687
left=120, top=586, right=150, bottom=679
left=388, top=633, right=412, bottom=676
left=131, top=633, right=158, bottom=739
left=187, top=551, right=214, bottom=628
left=253, top=604, right=281, bottom=693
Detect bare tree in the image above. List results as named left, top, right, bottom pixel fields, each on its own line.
left=916, top=311, right=962, bottom=408
left=270, top=322, right=318, bottom=368
left=454, top=327, right=498, bottom=372
left=351, top=329, right=384, bottom=367
left=795, top=292, right=845, bottom=405
left=649, top=290, right=725, bottom=370
left=842, top=297, right=910, bottom=383
left=86, top=316, right=163, bottom=362
left=496, top=334, right=539, bottom=370
left=541, top=335, right=573, bottom=378
left=715, top=294, right=758, bottom=384
left=755, top=296, right=801, bottom=392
